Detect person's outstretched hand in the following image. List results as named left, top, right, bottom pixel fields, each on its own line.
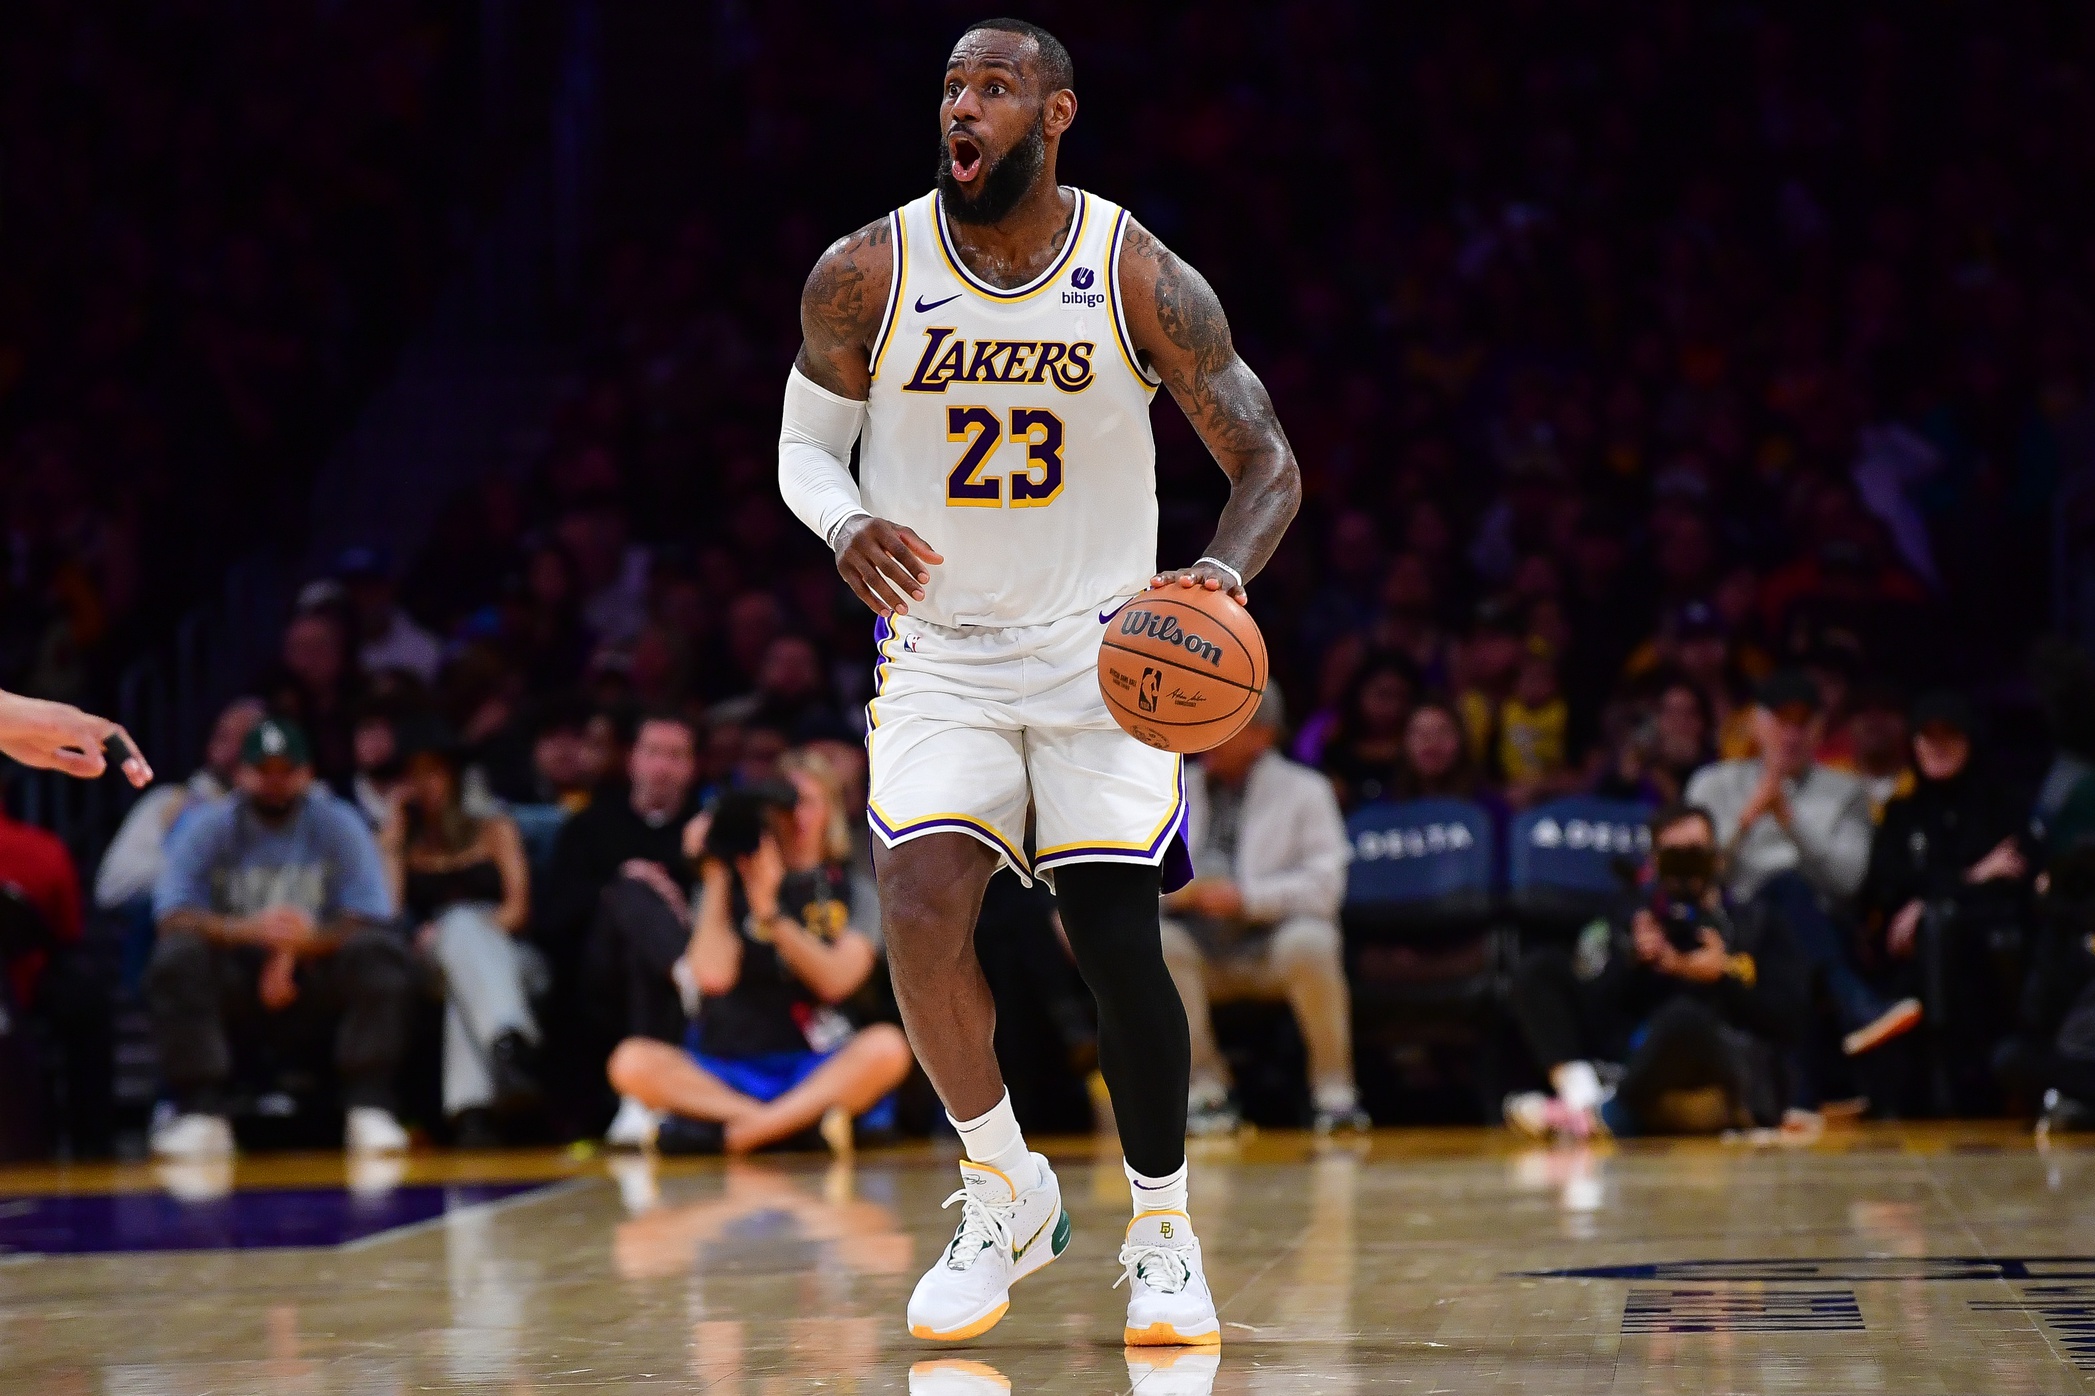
left=0, top=691, right=152, bottom=786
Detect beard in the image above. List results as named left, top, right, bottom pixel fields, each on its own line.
left=248, top=791, right=301, bottom=823
left=937, top=112, right=1047, bottom=226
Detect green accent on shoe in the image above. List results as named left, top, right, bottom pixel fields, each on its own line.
left=1050, top=1208, right=1073, bottom=1256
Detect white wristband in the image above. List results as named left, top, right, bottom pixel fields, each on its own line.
left=1195, top=556, right=1245, bottom=590
left=825, top=510, right=872, bottom=550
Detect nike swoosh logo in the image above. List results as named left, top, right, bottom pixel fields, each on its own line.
left=1099, top=599, right=1130, bottom=625
left=915, top=293, right=962, bottom=314
left=1012, top=1211, right=1056, bottom=1261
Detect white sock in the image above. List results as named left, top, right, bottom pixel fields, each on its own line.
left=949, top=1091, right=1040, bottom=1192
left=1125, top=1158, right=1188, bottom=1218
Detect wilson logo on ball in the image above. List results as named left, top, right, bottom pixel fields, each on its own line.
left=1118, top=607, right=1223, bottom=666
left=1097, top=587, right=1267, bottom=755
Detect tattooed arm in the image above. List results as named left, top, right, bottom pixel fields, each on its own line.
left=789, top=218, right=944, bottom=616
left=794, top=217, right=891, bottom=396
left=1118, top=219, right=1301, bottom=602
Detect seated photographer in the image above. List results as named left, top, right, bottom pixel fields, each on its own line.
left=1504, top=804, right=1809, bottom=1138
left=605, top=782, right=912, bottom=1155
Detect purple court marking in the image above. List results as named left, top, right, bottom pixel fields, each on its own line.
left=0, top=1182, right=548, bottom=1255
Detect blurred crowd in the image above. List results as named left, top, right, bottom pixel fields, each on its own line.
left=0, top=0, right=474, bottom=702
left=6, top=1, right=2095, bottom=1157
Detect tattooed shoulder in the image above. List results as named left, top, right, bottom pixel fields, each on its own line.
left=1150, top=261, right=1233, bottom=373
left=800, top=216, right=894, bottom=353
left=1122, top=219, right=1167, bottom=265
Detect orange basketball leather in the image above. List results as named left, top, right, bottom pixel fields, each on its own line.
left=1097, top=587, right=1269, bottom=753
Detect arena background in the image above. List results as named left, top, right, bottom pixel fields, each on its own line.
left=5, top=0, right=2095, bottom=1136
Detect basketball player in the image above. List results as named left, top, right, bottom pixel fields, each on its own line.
left=778, top=19, right=1299, bottom=1347
left=0, top=689, right=152, bottom=786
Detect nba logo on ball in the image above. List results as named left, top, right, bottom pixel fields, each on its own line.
left=1097, top=588, right=1268, bottom=754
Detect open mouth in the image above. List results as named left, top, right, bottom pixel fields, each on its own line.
left=948, top=131, right=983, bottom=184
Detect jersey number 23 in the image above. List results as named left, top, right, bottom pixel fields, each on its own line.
left=945, top=406, right=1064, bottom=509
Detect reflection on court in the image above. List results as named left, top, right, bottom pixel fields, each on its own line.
left=0, top=1124, right=2090, bottom=1393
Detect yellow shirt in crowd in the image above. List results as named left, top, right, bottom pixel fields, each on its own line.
left=1498, top=697, right=1568, bottom=784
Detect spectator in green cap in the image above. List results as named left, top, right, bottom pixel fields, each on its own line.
left=147, top=715, right=413, bottom=1160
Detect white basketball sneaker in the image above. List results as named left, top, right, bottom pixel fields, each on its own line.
left=907, top=1155, right=1071, bottom=1342
left=1117, top=1211, right=1221, bottom=1347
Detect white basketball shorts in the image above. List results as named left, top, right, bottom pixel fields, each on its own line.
left=865, top=604, right=1189, bottom=888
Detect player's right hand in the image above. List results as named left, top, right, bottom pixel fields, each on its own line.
left=833, top=515, right=943, bottom=617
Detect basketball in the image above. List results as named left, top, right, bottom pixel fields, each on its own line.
left=1097, top=586, right=1268, bottom=753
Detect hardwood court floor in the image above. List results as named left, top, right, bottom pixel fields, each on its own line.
left=1, top=1122, right=2091, bottom=1393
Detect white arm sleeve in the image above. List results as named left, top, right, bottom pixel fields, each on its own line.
left=779, top=367, right=872, bottom=547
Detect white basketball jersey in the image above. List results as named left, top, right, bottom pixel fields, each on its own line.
left=860, top=187, right=1161, bottom=630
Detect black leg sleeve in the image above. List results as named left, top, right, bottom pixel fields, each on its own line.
left=1052, top=861, right=1188, bottom=1178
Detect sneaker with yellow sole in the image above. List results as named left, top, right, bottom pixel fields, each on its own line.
left=907, top=1155, right=1070, bottom=1342
left=1117, top=1210, right=1221, bottom=1347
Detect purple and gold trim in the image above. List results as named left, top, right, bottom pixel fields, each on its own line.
left=935, top=190, right=1088, bottom=302
left=863, top=613, right=1031, bottom=876
left=868, top=207, right=909, bottom=382
left=866, top=614, right=900, bottom=730
left=1033, top=756, right=1188, bottom=875
left=1106, top=207, right=1162, bottom=390
left=866, top=802, right=1031, bottom=877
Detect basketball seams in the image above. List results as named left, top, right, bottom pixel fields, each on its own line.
left=1097, top=639, right=1265, bottom=695
left=1096, top=590, right=1269, bottom=752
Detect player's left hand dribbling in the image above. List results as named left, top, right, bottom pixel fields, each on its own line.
left=1149, top=561, right=1246, bottom=605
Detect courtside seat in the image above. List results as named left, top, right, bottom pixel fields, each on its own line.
left=1342, top=799, right=1510, bottom=1120
left=1506, top=796, right=1653, bottom=945
left=504, top=802, right=570, bottom=879
left=1341, top=798, right=1503, bottom=1008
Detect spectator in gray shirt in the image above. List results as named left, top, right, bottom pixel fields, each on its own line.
left=95, top=698, right=265, bottom=913
left=148, top=718, right=413, bottom=1160
left=1686, top=670, right=1920, bottom=1057
left=1160, top=687, right=1366, bottom=1135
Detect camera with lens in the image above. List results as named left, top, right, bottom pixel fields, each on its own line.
left=1650, top=843, right=1719, bottom=952
left=697, top=780, right=800, bottom=864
